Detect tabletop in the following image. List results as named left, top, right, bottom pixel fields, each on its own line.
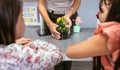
left=24, top=26, right=95, bottom=61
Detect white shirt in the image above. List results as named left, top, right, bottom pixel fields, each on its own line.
left=0, top=39, right=62, bottom=70
left=46, top=0, right=74, bottom=14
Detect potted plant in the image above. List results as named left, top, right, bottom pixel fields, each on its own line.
left=56, top=16, right=69, bottom=39
left=73, top=16, right=82, bottom=32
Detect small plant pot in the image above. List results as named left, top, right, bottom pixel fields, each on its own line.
left=60, top=31, right=69, bottom=39
left=73, top=25, right=81, bottom=32
left=56, top=27, right=69, bottom=40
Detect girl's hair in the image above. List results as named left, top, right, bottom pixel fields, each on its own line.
left=0, top=0, right=22, bottom=45
left=93, top=0, right=120, bottom=70
left=106, top=0, right=120, bottom=22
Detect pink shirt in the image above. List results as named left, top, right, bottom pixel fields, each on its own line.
left=94, top=21, right=120, bottom=70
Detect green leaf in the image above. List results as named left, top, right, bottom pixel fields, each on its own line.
left=56, top=16, right=68, bottom=32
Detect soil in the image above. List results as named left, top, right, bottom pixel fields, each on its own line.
left=56, top=27, right=70, bottom=39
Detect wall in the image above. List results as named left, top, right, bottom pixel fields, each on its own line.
left=78, top=0, right=99, bottom=28
left=23, top=0, right=99, bottom=28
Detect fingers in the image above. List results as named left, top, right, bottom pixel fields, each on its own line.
left=16, top=38, right=32, bottom=42
left=49, top=24, right=61, bottom=39
left=16, top=38, right=32, bottom=45
left=64, top=16, right=72, bottom=28
left=51, top=31, right=60, bottom=40
left=23, top=41, right=32, bottom=46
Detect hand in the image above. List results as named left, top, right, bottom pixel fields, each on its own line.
left=64, top=15, right=72, bottom=35
left=64, top=15, right=72, bottom=29
left=15, top=38, right=32, bottom=46
left=49, top=23, right=60, bottom=39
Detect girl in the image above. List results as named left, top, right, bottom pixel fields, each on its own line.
left=66, top=0, right=120, bottom=70
left=0, top=0, right=62, bottom=70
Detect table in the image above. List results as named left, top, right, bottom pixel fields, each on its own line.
left=24, top=26, right=95, bottom=61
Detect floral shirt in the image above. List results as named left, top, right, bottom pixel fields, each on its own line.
left=0, top=39, right=62, bottom=70
left=94, top=21, right=120, bottom=70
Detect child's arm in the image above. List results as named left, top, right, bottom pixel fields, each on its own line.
left=1, top=40, right=62, bottom=70
left=66, top=22, right=120, bottom=59
left=29, top=39, right=63, bottom=67
left=66, top=33, right=110, bottom=58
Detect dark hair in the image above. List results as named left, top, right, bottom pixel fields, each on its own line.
left=106, top=0, right=120, bottom=22
left=93, top=0, right=120, bottom=70
left=0, top=0, right=22, bottom=45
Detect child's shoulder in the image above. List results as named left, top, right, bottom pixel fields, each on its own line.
left=0, top=43, right=24, bottom=52
left=0, top=43, right=23, bottom=49
left=99, top=21, right=120, bottom=27
left=95, top=21, right=120, bottom=34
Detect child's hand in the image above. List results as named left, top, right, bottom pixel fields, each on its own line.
left=16, top=38, right=32, bottom=46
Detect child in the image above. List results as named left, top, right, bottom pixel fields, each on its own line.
left=66, top=0, right=120, bottom=70
left=0, top=0, right=62, bottom=70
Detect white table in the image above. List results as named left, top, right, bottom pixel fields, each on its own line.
left=24, top=26, right=95, bottom=61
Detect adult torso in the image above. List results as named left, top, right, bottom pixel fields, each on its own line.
left=46, top=0, right=74, bottom=13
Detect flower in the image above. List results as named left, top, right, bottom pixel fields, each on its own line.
left=57, top=17, right=62, bottom=23
left=74, top=16, right=82, bottom=25
left=56, top=16, right=68, bottom=32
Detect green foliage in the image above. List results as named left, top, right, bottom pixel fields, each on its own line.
left=56, top=17, right=68, bottom=32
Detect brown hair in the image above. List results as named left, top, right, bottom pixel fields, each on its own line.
left=0, top=0, right=22, bottom=45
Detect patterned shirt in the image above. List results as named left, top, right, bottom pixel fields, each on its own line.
left=94, top=21, right=120, bottom=70
left=0, top=39, right=62, bottom=70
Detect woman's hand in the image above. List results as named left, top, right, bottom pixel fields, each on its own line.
left=16, top=38, right=32, bottom=46
left=64, top=15, right=72, bottom=29
left=64, top=15, right=72, bottom=35
left=49, top=23, right=60, bottom=40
